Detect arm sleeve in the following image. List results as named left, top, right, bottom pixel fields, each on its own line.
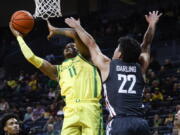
left=17, top=36, right=43, bottom=68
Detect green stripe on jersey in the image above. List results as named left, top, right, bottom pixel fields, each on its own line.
left=93, top=67, right=97, bottom=97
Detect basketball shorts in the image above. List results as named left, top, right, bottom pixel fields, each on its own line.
left=106, top=116, right=151, bottom=135
left=61, top=101, right=104, bottom=135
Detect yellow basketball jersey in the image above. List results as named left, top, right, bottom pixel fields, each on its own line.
left=57, top=54, right=102, bottom=102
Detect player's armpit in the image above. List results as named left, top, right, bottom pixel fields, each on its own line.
left=39, top=60, right=58, bottom=81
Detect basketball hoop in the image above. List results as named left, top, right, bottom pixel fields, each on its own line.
left=33, top=0, right=62, bottom=20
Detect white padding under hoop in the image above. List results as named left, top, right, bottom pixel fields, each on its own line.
left=34, top=0, right=62, bottom=20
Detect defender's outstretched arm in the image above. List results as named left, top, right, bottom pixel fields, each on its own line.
left=140, top=11, right=162, bottom=73
left=64, top=17, right=110, bottom=81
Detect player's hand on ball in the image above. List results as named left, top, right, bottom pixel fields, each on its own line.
left=145, top=11, right=162, bottom=25
left=65, top=17, right=81, bottom=29
left=9, top=22, right=23, bottom=37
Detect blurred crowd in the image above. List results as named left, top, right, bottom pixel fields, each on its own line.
left=0, top=69, right=64, bottom=135
left=143, top=58, right=180, bottom=134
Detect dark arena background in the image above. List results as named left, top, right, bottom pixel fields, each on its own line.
left=0, top=0, right=180, bottom=135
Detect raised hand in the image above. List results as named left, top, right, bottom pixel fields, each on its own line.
left=145, top=11, right=162, bottom=25
left=9, top=22, right=23, bottom=37
left=47, top=20, right=57, bottom=40
left=65, top=17, right=81, bottom=29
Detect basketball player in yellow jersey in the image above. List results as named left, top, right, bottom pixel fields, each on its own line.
left=9, top=20, right=104, bottom=135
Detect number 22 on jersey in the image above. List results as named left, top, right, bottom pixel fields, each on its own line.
left=118, top=74, right=136, bottom=94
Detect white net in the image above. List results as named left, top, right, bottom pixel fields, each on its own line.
left=34, top=0, right=62, bottom=20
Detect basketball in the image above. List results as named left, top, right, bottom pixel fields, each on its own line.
left=10, top=10, right=34, bottom=35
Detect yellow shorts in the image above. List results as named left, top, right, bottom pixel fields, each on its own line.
left=61, top=101, right=104, bottom=135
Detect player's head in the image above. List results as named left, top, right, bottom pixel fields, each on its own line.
left=0, top=113, right=20, bottom=135
left=63, top=43, right=78, bottom=59
left=113, top=37, right=141, bottom=63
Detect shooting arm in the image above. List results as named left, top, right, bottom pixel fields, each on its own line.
left=17, top=36, right=44, bottom=68
left=17, top=36, right=57, bottom=80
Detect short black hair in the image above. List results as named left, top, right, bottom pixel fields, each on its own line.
left=0, top=113, right=19, bottom=129
left=118, top=37, right=141, bottom=63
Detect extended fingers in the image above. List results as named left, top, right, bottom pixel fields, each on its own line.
left=155, top=11, right=159, bottom=15
left=65, top=18, right=71, bottom=24
left=158, top=13, right=163, bottom=17
left=145, top=15, right=148, bottom=20
left=148, top=10, right=162, bottom=18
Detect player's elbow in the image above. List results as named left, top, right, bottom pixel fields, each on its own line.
left=39, top=68, right=57, bottom=81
